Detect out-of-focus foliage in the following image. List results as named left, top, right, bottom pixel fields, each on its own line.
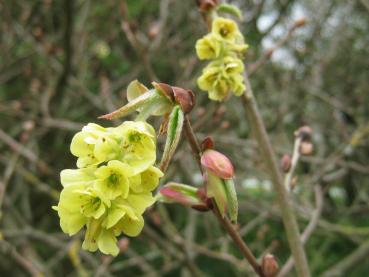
left=0, top=0, right=368, bottom=276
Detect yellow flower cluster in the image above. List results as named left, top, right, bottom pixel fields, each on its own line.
left=53, top=121, right=163, bottom=256
left=196, top=17, right=248, bottom=101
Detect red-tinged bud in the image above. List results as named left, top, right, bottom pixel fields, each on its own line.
left=158, top=183, right=210, bottom=212
left=294, top=125, right=313, bottom=141
left=300, top=141, right=313, bottom=155
left=196, top=0, right=218, bottom=13
left=280, top=154, right=292, bottom=173
left=152, top=82, right=175, bottom=102
left=201, top=149, right=234, bottom=179
left=148, top=21, right=161, bottom=39
left=294, top=17, right=307, bottom=28
left=265, top=48, right=274, bottom=58
left=172, top=86, right=195, bottom=113
left=221, top=121, right=230, bottom=129
left=118, top=238, right=130, bottom=253
left=201, top=136, right=214, bottom=151
left=261, top=254, right=279, bottom=277
left=149, top=211, right=162, bottom=226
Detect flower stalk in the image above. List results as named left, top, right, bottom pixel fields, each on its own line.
left=183, top=116, right=265, bottom=277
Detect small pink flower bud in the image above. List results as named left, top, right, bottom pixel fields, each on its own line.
left=261, top=254, right=279, bottom=277
left=280, top=154, right=291, bottom=172
left=118, top=238, right=130, bottom=253
left=201, top=149, right=234, bottom=179
left=196, top=0, right=218, bottom=12
left=159, top=183, right=210, bottom=211
left=148, top=21, right=161, bottom=39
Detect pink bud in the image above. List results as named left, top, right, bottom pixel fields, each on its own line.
left=118, top=238, right=130, bottom=253
left=159, top=183, right=210, bottom=211
left=280, top=154, right=291, bottom=172
left=201, top=149, right=234, bottom=179
left=262, top=254, right=279, bottom=277
left=160, top=188, right=189, bottom=205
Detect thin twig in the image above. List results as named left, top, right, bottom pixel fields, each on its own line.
left=278, top=185, right=323, bottom=277
left=241, top=70, right=310, bottom=277
left=284, top=137, right=302, bottom=191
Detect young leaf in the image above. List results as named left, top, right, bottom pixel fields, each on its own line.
left=216, top=4, right=242, bottom=20
left=223, top=179, right=238, bottom=223
left=206, top=171, right=227, bottom=217
left=159, top=105, right=184, bottom=171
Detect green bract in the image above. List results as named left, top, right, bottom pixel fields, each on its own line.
left=195, top=16, right=248, bottom=101
left=54, top=121, right=163, bottom=256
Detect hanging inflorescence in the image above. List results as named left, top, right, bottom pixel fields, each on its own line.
left=196, top=17, right=248, bottom=101
left=53, top=121, right=163, bottom=256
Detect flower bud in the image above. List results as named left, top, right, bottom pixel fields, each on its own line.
left=261, top=254, right=279, bottom=277
left=118, top=238, right=130, bottom=253
left=158, top=183, right=210, bottom=212
left=172, top=86, right=195, bottom=114
left=151, top=82, right=175, bottom=102
left=294, top=125, right=312, bottom=142
left=201, top=137, right=214, bottom=151
left=201, top=149, right=234, bottom=179
left=293, top=17, right=307, bottom=29
left=196, top=0, right=218, bottom=13
left=201, top=149, right=238, bottom=222
left=280, top=154, right=291, bottom=173
left=300, top=141, right=313, bottom=155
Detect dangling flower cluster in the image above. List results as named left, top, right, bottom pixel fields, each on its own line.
left=53, top=121, right=163, bottom=256
left=196, top=17, right=248, bottom=101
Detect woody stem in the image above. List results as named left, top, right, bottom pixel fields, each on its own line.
left=183, top=115, right=265, bottom=277
left=241, top=71, right=310, bottom=277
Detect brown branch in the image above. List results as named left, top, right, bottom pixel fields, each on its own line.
left=183, top=116, right=265, bottom=277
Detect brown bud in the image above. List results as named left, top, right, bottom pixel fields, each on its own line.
left=197, top=106, right=206, bottom=117
left=118, top=238, right=130, bottom=253
left=300, top=141, right=313, bottom=155
left=280, top=154, right=292, bottom=172
left=294, top=17, right=307, bottom=28
left=201, top=137, right=214, bottom=151
left=197, top=0, right=218, bottom=13
left=265, top=48, right=274, bottom=58
left=221, top=121, right=230, bottom=129
left=151, top=82, right=175, bottom=102
left=294, top=125, right=313, bottom=141
left=172, top=86, right=195, bottom=113
left=216, top=105, right=226, bottom=116
left=148, top=210, right=162, bottom=226
left=148, top=21, right=161, bottom=39
left=22, top=120, right=35, bottom=132
left=261, top=254, right=279, bottom=277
